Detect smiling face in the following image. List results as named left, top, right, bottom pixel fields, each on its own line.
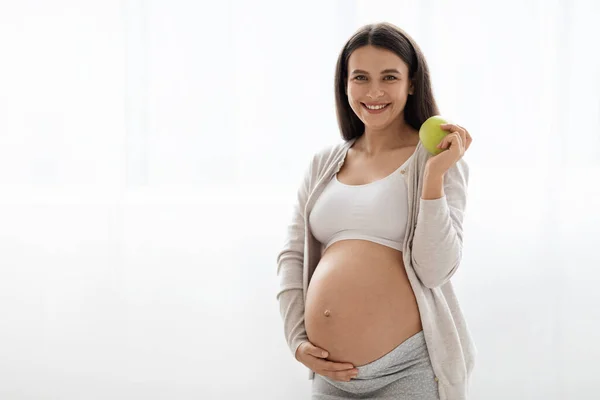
left=346, top=45, right=414, bottom=130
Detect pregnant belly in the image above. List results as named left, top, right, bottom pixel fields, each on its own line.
left=304, top=239, right=423, bottom=367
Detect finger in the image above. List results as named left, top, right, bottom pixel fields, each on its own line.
left=328, top=369, right=359, bottom=382
left=451, top=132, right=464, bottom=149
left=446, top=133, right=464, bottom=154
left=457, top=130, right=467, bottom=151
left=319, top=366, right=359, bottom=381
left=437, top=132, right=462, bottom=149
left=442, top=125, right=466, bottom=151
left=320, top=359, right=356, bottom=371
left=440, top=123, right=465, bottom=136
left=464, top=131, right=472, bottom=151
left=303, top=342, right=328, bottom=358
left=437, top=132, right=451, bottom=148
left=448, top=132, right=465, bottom=155
left=456, top=124, right=469, bottom=137
left=456, top=124, right=472, bottom=150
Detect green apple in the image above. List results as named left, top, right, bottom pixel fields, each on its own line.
left=419, top=115, right=449, bottom=155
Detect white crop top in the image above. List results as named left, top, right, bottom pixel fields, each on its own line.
left=309, top=154, right=413, bottom=251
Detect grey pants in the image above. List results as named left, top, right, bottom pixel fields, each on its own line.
left=311, top=330, right=440, bottom=399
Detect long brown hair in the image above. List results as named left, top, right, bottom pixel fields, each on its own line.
left=334, top=22, right=440, bottom=141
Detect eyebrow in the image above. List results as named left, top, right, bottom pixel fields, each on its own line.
left=350, top=69, right=402, bottom=75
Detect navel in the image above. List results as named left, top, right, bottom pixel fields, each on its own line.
left=324, top=309, right=331, bottom=317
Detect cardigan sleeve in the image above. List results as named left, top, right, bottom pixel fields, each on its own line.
left=277, top=289, right=309, bottom=359
left=411, top=158, right=470, bottom=289
left=275, top=155, right=315, bottom=358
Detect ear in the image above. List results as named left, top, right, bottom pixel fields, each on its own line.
left=408, top=81, right=414, bottom=95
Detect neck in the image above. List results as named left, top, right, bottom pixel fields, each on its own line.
left=356, top=118, right=418, bottom=156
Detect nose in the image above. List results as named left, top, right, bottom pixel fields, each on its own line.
left=367, top=85, right=384, bottom=99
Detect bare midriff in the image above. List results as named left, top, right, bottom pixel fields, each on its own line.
left=304, top=239, right=423, bottom=367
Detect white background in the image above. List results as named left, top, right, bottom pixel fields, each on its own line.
left=0, top=0, right=599, bottom=399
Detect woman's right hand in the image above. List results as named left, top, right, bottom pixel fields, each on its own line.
left=295, top=341, right=359, bottom=382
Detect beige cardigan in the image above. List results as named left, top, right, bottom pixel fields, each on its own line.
left=276, top=138, right=477, bottom=400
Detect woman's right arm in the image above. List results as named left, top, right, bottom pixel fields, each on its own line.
left=277, top=290, right=309, bottom=359
left=276, top=155, right=315, bottom=358
left=275, top=149, right=361, bottom=382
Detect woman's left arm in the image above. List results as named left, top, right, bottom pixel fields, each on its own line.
left=411, top=124, right=473, bottom=289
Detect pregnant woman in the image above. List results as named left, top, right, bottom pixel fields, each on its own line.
left=276, top=22, right=477, bottom=400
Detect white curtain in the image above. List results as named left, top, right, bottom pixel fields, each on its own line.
left=0, top=0, right=598, bottom=399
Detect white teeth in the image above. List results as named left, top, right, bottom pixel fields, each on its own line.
left=365, top=104, right=388, bottom=110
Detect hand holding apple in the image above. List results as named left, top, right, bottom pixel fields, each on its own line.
left=419, top=116, right=473, bottom=175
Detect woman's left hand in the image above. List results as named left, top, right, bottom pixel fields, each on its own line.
left=425, top=123, right=473, bottom=176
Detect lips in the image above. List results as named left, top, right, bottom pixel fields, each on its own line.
left=361, top=103, right=390, bottom=113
